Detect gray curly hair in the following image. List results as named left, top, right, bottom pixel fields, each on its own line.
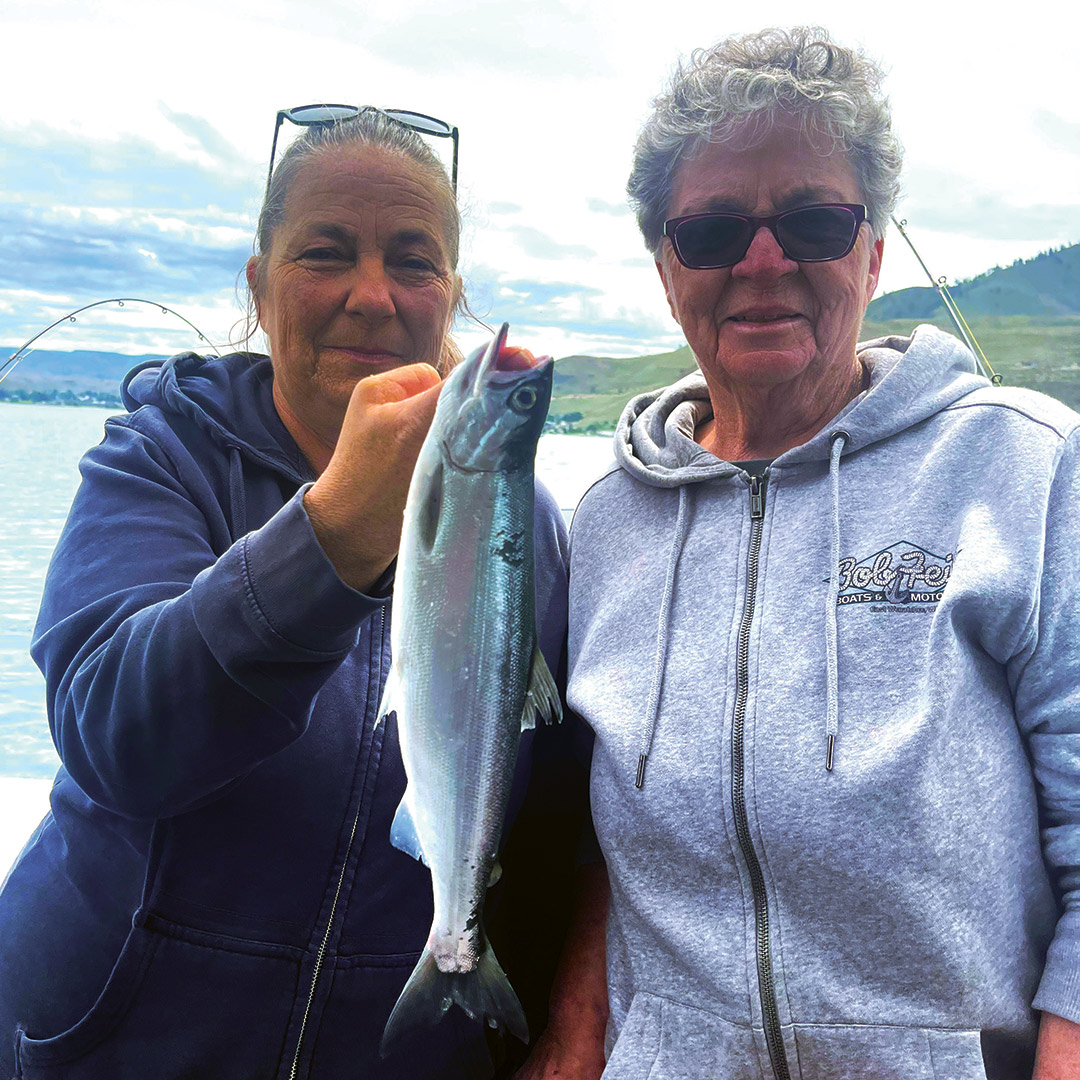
left=628, top=27, right=903, bottom=255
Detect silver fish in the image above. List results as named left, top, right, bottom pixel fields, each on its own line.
left=378, top=323, right=561, bottom=1056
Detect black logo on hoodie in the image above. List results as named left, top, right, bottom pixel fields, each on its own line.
left=836, top=542, right=953, bottom=608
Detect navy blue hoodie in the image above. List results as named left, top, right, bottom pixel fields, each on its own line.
left=0, top=352, right=577, bottom=1080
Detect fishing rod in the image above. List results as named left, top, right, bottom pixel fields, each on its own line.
left=0, top=297, right=223, bottom=386
left=889, top=216, right=1001, bottom=385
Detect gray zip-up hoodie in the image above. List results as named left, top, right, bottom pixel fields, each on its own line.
left=567, top=325, right=1080, bottom=1080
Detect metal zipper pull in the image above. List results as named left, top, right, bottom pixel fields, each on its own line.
left=749, top=474, right=766, bottom=520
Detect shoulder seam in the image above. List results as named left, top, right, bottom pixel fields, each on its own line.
left=567, top=466, right=622, bottom=543
left=940, top=399, right=1079, bottom=441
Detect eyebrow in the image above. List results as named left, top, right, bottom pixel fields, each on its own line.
left=389, top=228, right=442, bottom=250
left=296, top=223, right=442, bottom=250
left=297, top=223, right=353, bottom=245
left=684, top=186, right=853, bottom=215
left=776, top=186, right=852, bottom=210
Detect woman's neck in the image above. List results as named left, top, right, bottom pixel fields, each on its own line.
left=272, top=381, right=336, bottom=476
left=696, top=357, right=867, bottom=461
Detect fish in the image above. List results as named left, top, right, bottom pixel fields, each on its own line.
left=378, top=322, right=562, bottom=1057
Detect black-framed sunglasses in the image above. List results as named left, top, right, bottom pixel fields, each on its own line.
left=265, top=104, right=459, bottom=198
left=663, top=203, right=868, bottom=269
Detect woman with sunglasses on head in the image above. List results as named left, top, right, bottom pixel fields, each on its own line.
left=0, top=108, right=585, bottom=1080
left=528, top=27, right=1080, bottom=1080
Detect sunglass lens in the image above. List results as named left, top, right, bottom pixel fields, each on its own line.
left=777, top=206, right=857, bottom=261
left=385, top=110, right=451, bottom=136
left=287, top=104, right=359, bottom=124
left=675, top=216, right=754, bottom=268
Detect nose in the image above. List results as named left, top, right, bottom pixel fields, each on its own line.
left=344, top=255, right=396, bottom=320
left=730, top=225, right=798, bottom=280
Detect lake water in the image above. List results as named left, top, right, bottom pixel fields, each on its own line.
left=0, top=402, right=615, bottom=780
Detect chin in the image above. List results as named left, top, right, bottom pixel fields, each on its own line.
left=713, top=344, right=817, bottom=387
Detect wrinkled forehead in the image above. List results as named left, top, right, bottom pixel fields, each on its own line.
left=278, top=145, right=459, bottom=263
left=671, top=116, right=860, bottom=217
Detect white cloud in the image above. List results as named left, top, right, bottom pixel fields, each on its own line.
left=2, top=0, right=1079, bottom=358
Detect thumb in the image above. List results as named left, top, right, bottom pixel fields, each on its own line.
left=350, top=362, right=442, bottom=408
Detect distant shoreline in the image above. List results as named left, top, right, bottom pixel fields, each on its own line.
left=0, top=397, right=122, bottom=408
left=0, top=399, right=616, bottom=435
left=2, top=397, right=617, bottom=434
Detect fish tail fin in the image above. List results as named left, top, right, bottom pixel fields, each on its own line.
left=380, top=948, right=447, bottom=1058
left=464, top=937, right=528, bottom=1043
left=380, top=937, right=528, bottom=1059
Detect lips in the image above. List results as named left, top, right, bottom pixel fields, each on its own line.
left=728, top=311, right=802, bottom=323
left=326, top=345, right=403, bottom=361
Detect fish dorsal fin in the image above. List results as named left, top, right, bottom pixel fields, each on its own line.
left=488, top=861, right=502, bottom=887
left=520, top=644, right=562, bottom=731
left=390, top=793, right=429, bottom=867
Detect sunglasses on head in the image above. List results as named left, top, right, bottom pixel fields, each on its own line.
left=266, top=104, right=459, bottom=199
left=663, top=203, right=868, bottom=269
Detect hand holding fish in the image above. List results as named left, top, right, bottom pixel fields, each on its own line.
left=304, top=362, right=443, bottom=592
left=513, top=863, right=609, bottom=1080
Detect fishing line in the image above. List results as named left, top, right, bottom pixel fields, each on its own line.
left=0, top=298, right=223, bottom=386
left=890, top=217, right=1001, bottom=386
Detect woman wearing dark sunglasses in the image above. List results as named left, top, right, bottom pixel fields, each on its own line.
left=0, top=108, right=585, bottom=1080
left=544, top=26, right=1080, bottom=1080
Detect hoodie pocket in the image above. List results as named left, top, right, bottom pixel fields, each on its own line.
left=601, top=997, right=990, bottom=1080
left=14, top=922, right=300, bottom=1079
left=792, top=1023, right=988, bottom=1080
left=602, top=993, right=760, bottom=1080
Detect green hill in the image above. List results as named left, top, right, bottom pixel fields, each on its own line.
left=547, top=344, right=697, bottom=431
left=548, top=315, right=1080, bottom=430
left=867, top=243, right=1080, bottom=320
left=548, top=242, right=1080, bottom=430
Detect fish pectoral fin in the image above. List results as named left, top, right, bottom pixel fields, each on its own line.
left=488, top=860, right=502, bottom=887
left=375, top=665, right=402, bottom=730
left=520, top=643, right=563, bottom=731
left=390, top=794, right=429, bottom=867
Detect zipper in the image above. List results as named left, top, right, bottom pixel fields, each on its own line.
left=287, top=608, right=385, bottom=1080
left=731, top=472, right=791, bottom=1080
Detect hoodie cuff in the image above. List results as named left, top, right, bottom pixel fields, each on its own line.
left=192, top=486, right=387, bottom=663
left=1032, top=919, right=1080, bottom=1024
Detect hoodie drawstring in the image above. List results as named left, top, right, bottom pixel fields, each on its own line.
left=824, top=431, right=848, bottom=772
left=228, top=447, right=248, bottom=539
left=636, top=484, right=690, bottom=789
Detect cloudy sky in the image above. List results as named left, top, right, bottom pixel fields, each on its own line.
left=2, top=0, right=1079, bottom=363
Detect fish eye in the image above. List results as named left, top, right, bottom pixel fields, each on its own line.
left=510, top=386, right=538, bottom=412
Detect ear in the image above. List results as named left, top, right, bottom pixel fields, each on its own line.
left=864, top=234, right=885, bottom=307
left=655, top=256, right=681, bottom=326
left=246, top=256, right=263, bottom=327
left=245, top=255, right=260, bottom=296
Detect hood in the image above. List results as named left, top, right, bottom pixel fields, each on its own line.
left=611, top=324, right=988, bottom=785
left=121, top=351, right=313, bottom=484
left=614, top=324, right=987, bottom=485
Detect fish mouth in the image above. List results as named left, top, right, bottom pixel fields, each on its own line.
left=445, top=323, right=552, bottom=473
left=470, top=322, right=510, bottom=395
left=470, top=322, right=552, bottom=390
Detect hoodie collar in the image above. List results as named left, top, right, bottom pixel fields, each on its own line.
left=121, top=351, right=315, bottom=485
left=615, top=325, right=987, bottom=486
